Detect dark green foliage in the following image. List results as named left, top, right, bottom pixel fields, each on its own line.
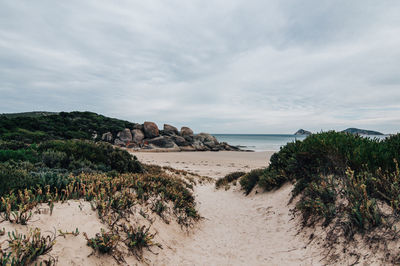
left=241, top=131, right=400, bottom=236
left=85, top=229, right=119, bottom=254
left=38, top=140, right=143, bottom=173
left=0, top=140, right=142, bottom=197
left=0, top=111, right=135, bottom=143
left=215, top=171, right=245, bottom=189
left=239, top=169, right=265, bottom=195
left=123, top=225, right=161, bottom=259
left=296, top=176, right=337, bottom=227
left=0, top=140, right=27, bottom=150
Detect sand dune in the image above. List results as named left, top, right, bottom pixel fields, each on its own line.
left=133, top=151, right=324, bottom=265
left=0, top=151, right=325, bottom=265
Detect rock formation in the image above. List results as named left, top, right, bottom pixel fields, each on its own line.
left=143, top=122, right=159, bottom=138
left=163, top=124, right=179, bottom=135
left=131, top=129, right=144, bottom=143
left=294, top=129, right=312, bottom=135
left=106, top=122, right=240, bottom=151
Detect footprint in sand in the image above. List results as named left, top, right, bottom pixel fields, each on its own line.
left=256, top=206, right=275, bottom=219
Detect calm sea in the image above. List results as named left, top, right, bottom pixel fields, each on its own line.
left=213, top=134, right=388, bottom=152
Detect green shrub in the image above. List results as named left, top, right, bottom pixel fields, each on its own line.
left=84, top=229, right=119, bottom=254
left=123, top=225, right=161, bottom=259
left=239, top=169, right=265, bottom=195
left=215, top=171, right=245, bottom=189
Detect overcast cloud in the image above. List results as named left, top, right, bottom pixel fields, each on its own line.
left=1, top=0, right=400, bottom=133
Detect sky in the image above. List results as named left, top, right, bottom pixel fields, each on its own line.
left=1, top=1, right=400, bottom=134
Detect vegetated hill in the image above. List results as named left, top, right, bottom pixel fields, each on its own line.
left=0, top=111, right=58, bottom=118
left=0, top=111, right=136, bottom=143
left=342, top=127, right=383, bottom=135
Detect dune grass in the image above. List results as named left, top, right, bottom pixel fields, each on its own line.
left=215, top=171, right=246, bottom=189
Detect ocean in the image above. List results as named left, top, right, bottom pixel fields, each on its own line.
left=213, top=134, right=389, bottom=152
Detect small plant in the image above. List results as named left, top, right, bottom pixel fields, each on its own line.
left=84, top=229, right=119, bottom=254
left=152, top=200, right=166, bottom=217
left=4, top=228, right=56, bottom=265
left=123, top=225, right=161, bottom=259
left=215, top=171, right=245, bottom=189
left=58, top=228, right=79, bottom=238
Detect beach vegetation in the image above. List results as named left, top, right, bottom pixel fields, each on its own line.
left=0, top=228, right=56, bottom=265
left=0, top=111, right=135, bottom=143
left=123, top=224, right=161, bottom=259
left=240, top=132, right=400, bottom=238
left=84, top=229, right=120, bottom=254
left=215, top=171, right=245, bottom=189
left=0, top=117, right=200, bottom=264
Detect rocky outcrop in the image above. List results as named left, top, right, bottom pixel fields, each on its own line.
left=118, top=128, right=132, bottom=142
left=163, top=124, right=179, bottom=136
left=101, top=132, right=113, bottom=142
left=131, top=129, right=144, bottom=143
left=145, top=136, right=178, bottom=149
left=143, top=122, right=159, bottom=138
left=180, top=127, right=194, bottom=137
left=294, top=129, right=312, bottom=136
left=113, top=128, right=132, bottom=146
left=132, top=124, right=144, bottom=130
left=171, top=135, right=189, bottom=146
left=105, top=121, right=241, bottom=151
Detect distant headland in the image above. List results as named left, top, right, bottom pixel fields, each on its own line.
left=294, top=128, right=384, bottom=136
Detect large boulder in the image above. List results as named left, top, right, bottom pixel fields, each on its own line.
left=132, top=123, right=144, bottom=130
left=180, top=127, right=194, bottom=137
left=101, top=132, right=113, bottom=142
left=146, top=136, right=177, bottom=149
left=192, top=141, right=210, bottom=151
left=171, top=135, right=189, bottom=146
left=143, top=122, right=159, bottom=138
left=195, top=133, right=219, bottom=148
left=163, top=124, right=179, bottom=135
left=117, top=128, right=132, bottom=142
left=131, top=129, right=144, bottom=143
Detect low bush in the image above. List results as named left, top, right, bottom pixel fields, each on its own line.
left=240, top=132, right=400, bottom=238
left=239, top=169, right=265, bottom=195
left=215, top=171, right=245, bottom=189
left=84, top=229, right=119, bottom=254
left=123, top=225, right=161, bottom=259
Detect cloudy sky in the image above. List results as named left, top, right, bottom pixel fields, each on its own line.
left=1, top=1, right=400, bottom=133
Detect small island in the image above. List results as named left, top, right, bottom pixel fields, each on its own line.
left=294, top=129, right=312, bottom=135
left=342, top=128, right=384, bottom=135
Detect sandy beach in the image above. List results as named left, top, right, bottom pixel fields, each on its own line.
left=131, top=151, right=324, bottom=265
left=132, top=151, right=272, bottom=179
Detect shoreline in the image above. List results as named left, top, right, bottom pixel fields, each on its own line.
left=130, top=150, right=274, bottom=179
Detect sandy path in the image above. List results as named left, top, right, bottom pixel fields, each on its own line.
left=132, top=151, right=323, bottom=265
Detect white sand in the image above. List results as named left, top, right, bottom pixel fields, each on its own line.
left=132, top=151, right=270, bottom=179
left=133, top=151, right=324, bottom=265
